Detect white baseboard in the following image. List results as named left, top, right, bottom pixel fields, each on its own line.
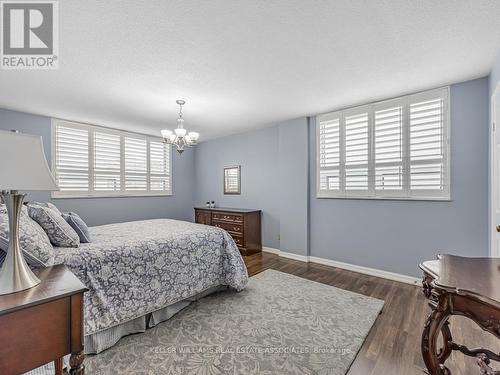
left=261, top=247, right=420, bottom=286
left=262, top=246, right=280, bottom=255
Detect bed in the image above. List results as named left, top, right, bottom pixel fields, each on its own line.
left=42, top=218, right=247, bottom=358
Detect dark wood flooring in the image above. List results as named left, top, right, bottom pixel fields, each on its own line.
left=243, top=251, right=500, bottom=375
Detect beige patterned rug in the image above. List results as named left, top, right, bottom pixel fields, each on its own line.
left=86, top=270, right=384, bottom=375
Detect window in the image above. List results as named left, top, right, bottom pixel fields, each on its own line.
left=52, top=119, right=172, bottom=198
left=317, top=87, right=449, bottom=200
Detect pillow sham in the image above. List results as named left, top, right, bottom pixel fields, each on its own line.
left=0, top=204, right=55, bottom=266
left=30, top=201, right=62, bottom=215
left=27, top=204, right=80, bottom=248
left=62, top=212, right=91, bottom=243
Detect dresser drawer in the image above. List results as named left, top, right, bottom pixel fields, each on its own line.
left=230, top=234, right=244, bottom=247
left=212, top=213, right=243, bottom=223
left=213, top=220, right=243, bottom=234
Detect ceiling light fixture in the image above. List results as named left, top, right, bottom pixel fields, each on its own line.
left=161, top=100, right=199, bottom=154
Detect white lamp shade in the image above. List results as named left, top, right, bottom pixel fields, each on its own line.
left=188, top=132, right=199, bottom=141
left=175, top=128, right=187, bottom=137
left=0, top=130, right=58, bottom=191
left=168, top=134, right=177, bottom=142
left=161, top=129, right=173, bottom=138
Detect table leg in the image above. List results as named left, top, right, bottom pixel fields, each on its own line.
left=422, top=296, right=452, bottom=375
left=69, top=351, right=85, bottom=375
left=54, top=358, right=63, bottom=375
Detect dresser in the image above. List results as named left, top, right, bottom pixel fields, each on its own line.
left=0, top=265, right=88, bottom=375
left=194, top=207, right=262, bottom=255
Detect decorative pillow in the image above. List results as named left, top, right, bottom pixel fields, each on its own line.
left=62, top=212, right=91, bottom=243
left=0, top=204, right=55, bottom=266
left=27, top=204, right=80, bottom=248
left=30, top=201, right=62, bottom=215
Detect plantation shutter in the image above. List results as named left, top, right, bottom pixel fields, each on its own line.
left=344, top=110, right=369, bottom=192
left=94, top=131, right=121, bottom=191
left=149, top=141, right=171, bottom=192
left=124, top=136, right=148, bottom=191
left=374, top=102, right=404, bottom=192
left=409, top=89, right=448, bottom=196
left=54, top=122, right=89, bottom=192
left=316, top=87, right=449, bottom=199
left=318, top=113, right=341, bottom=192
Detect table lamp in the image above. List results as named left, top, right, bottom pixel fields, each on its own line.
left=0, top=130, right=58, bottom=295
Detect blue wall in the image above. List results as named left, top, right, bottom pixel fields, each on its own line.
left=194, top=126, right=281, bottom=249
left=0, top=108, right=195, bottom=225
left=309, top=78, right=489, bottom=277
left=195, top=78, right=489, bottom=277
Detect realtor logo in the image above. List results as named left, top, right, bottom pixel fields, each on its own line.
left=1, top=0, right=58, bottom=69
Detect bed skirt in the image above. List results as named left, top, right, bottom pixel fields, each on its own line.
left=25, top=286, right=225, bottom=375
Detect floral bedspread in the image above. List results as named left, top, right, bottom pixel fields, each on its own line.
left=54, top=219, right=248, bottom=335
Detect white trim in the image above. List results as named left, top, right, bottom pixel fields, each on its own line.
left=308, top=256, right=420, bottom=285
left=278, top=251, right=309, bottom=262
left=262, top=246, right=280, bottom=255
left=490, top=82, right=500, bottom=257
left=261, top=247, right=419, bottom=285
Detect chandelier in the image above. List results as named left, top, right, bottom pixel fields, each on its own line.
left=161, top=100, right=199, bottom=154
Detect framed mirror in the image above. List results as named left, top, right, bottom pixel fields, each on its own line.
left=224, top=165, right=241, bottom=195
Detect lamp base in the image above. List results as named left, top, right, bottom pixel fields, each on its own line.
left=0, top=191, right=40, bottom=295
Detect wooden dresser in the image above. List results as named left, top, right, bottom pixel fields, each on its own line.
left=194, top=207, right=262, bottom=255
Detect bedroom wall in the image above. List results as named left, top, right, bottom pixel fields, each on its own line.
left=194, top=125, right=281, bottom=249
left=196, top=77, right=489, bottom=278
left=309, top=78, right=489, bottom=277
left=0, top=108, right=195, bottom=225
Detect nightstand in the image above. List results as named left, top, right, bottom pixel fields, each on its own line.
left=0, top=264, right=88, bottom=375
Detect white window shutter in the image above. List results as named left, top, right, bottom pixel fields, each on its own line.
left=316, top=87, right=449, bottom=200
left=409, top=89, right=448, bottom=195
left=54, top=123, right=89, bottom=191
left=94, top=131, right=121, bottom=191
left=344, top=111, right=369, bottom=191
left=124, top=136, right=148, bottom=191
left=52, top=120, right=173, bottom=198
left=374, top=103, right=404, bottom=192
left=149, top=141, right=171, bottom=192
left=318, top=114, right=341, bottom=192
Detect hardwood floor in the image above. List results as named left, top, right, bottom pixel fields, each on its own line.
left=243, top=251, right=500, bottom=375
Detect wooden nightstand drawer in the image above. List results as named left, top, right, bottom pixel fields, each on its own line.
left=212, top=213, right=243, bottom=223
left=0, top=265, right=88, bottom=375
left=213, top=220, right=243, bottom=234
left=0, top=298, right=70, bottom=374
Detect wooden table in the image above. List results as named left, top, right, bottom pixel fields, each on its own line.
left=0, top=264, right=88, bottom=375
left=420, top=254, right=500, bottom=375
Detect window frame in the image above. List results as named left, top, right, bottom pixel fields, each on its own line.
left=51, top=119, right=173, bottom=199
left=316, top=87, right=450, bottom=201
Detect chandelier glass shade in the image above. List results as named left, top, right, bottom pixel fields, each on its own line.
left=161, top=100, right=199, bottom=154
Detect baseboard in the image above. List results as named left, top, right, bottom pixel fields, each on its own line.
left=261, top=247, right=420, bottom=286
left=308, top=256, right=420, bottom=286
left=262, top=246, right=280, bottom=255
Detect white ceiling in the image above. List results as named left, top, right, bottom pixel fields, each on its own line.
left=1, top=0, right=500, bottom=140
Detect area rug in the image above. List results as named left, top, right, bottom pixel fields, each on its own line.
left=85, top=270, right=384, bottom=375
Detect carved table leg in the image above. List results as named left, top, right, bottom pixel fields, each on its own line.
left=69, top=351, right=85, bottom=375
left=422, top=293, right=452, bottom=375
